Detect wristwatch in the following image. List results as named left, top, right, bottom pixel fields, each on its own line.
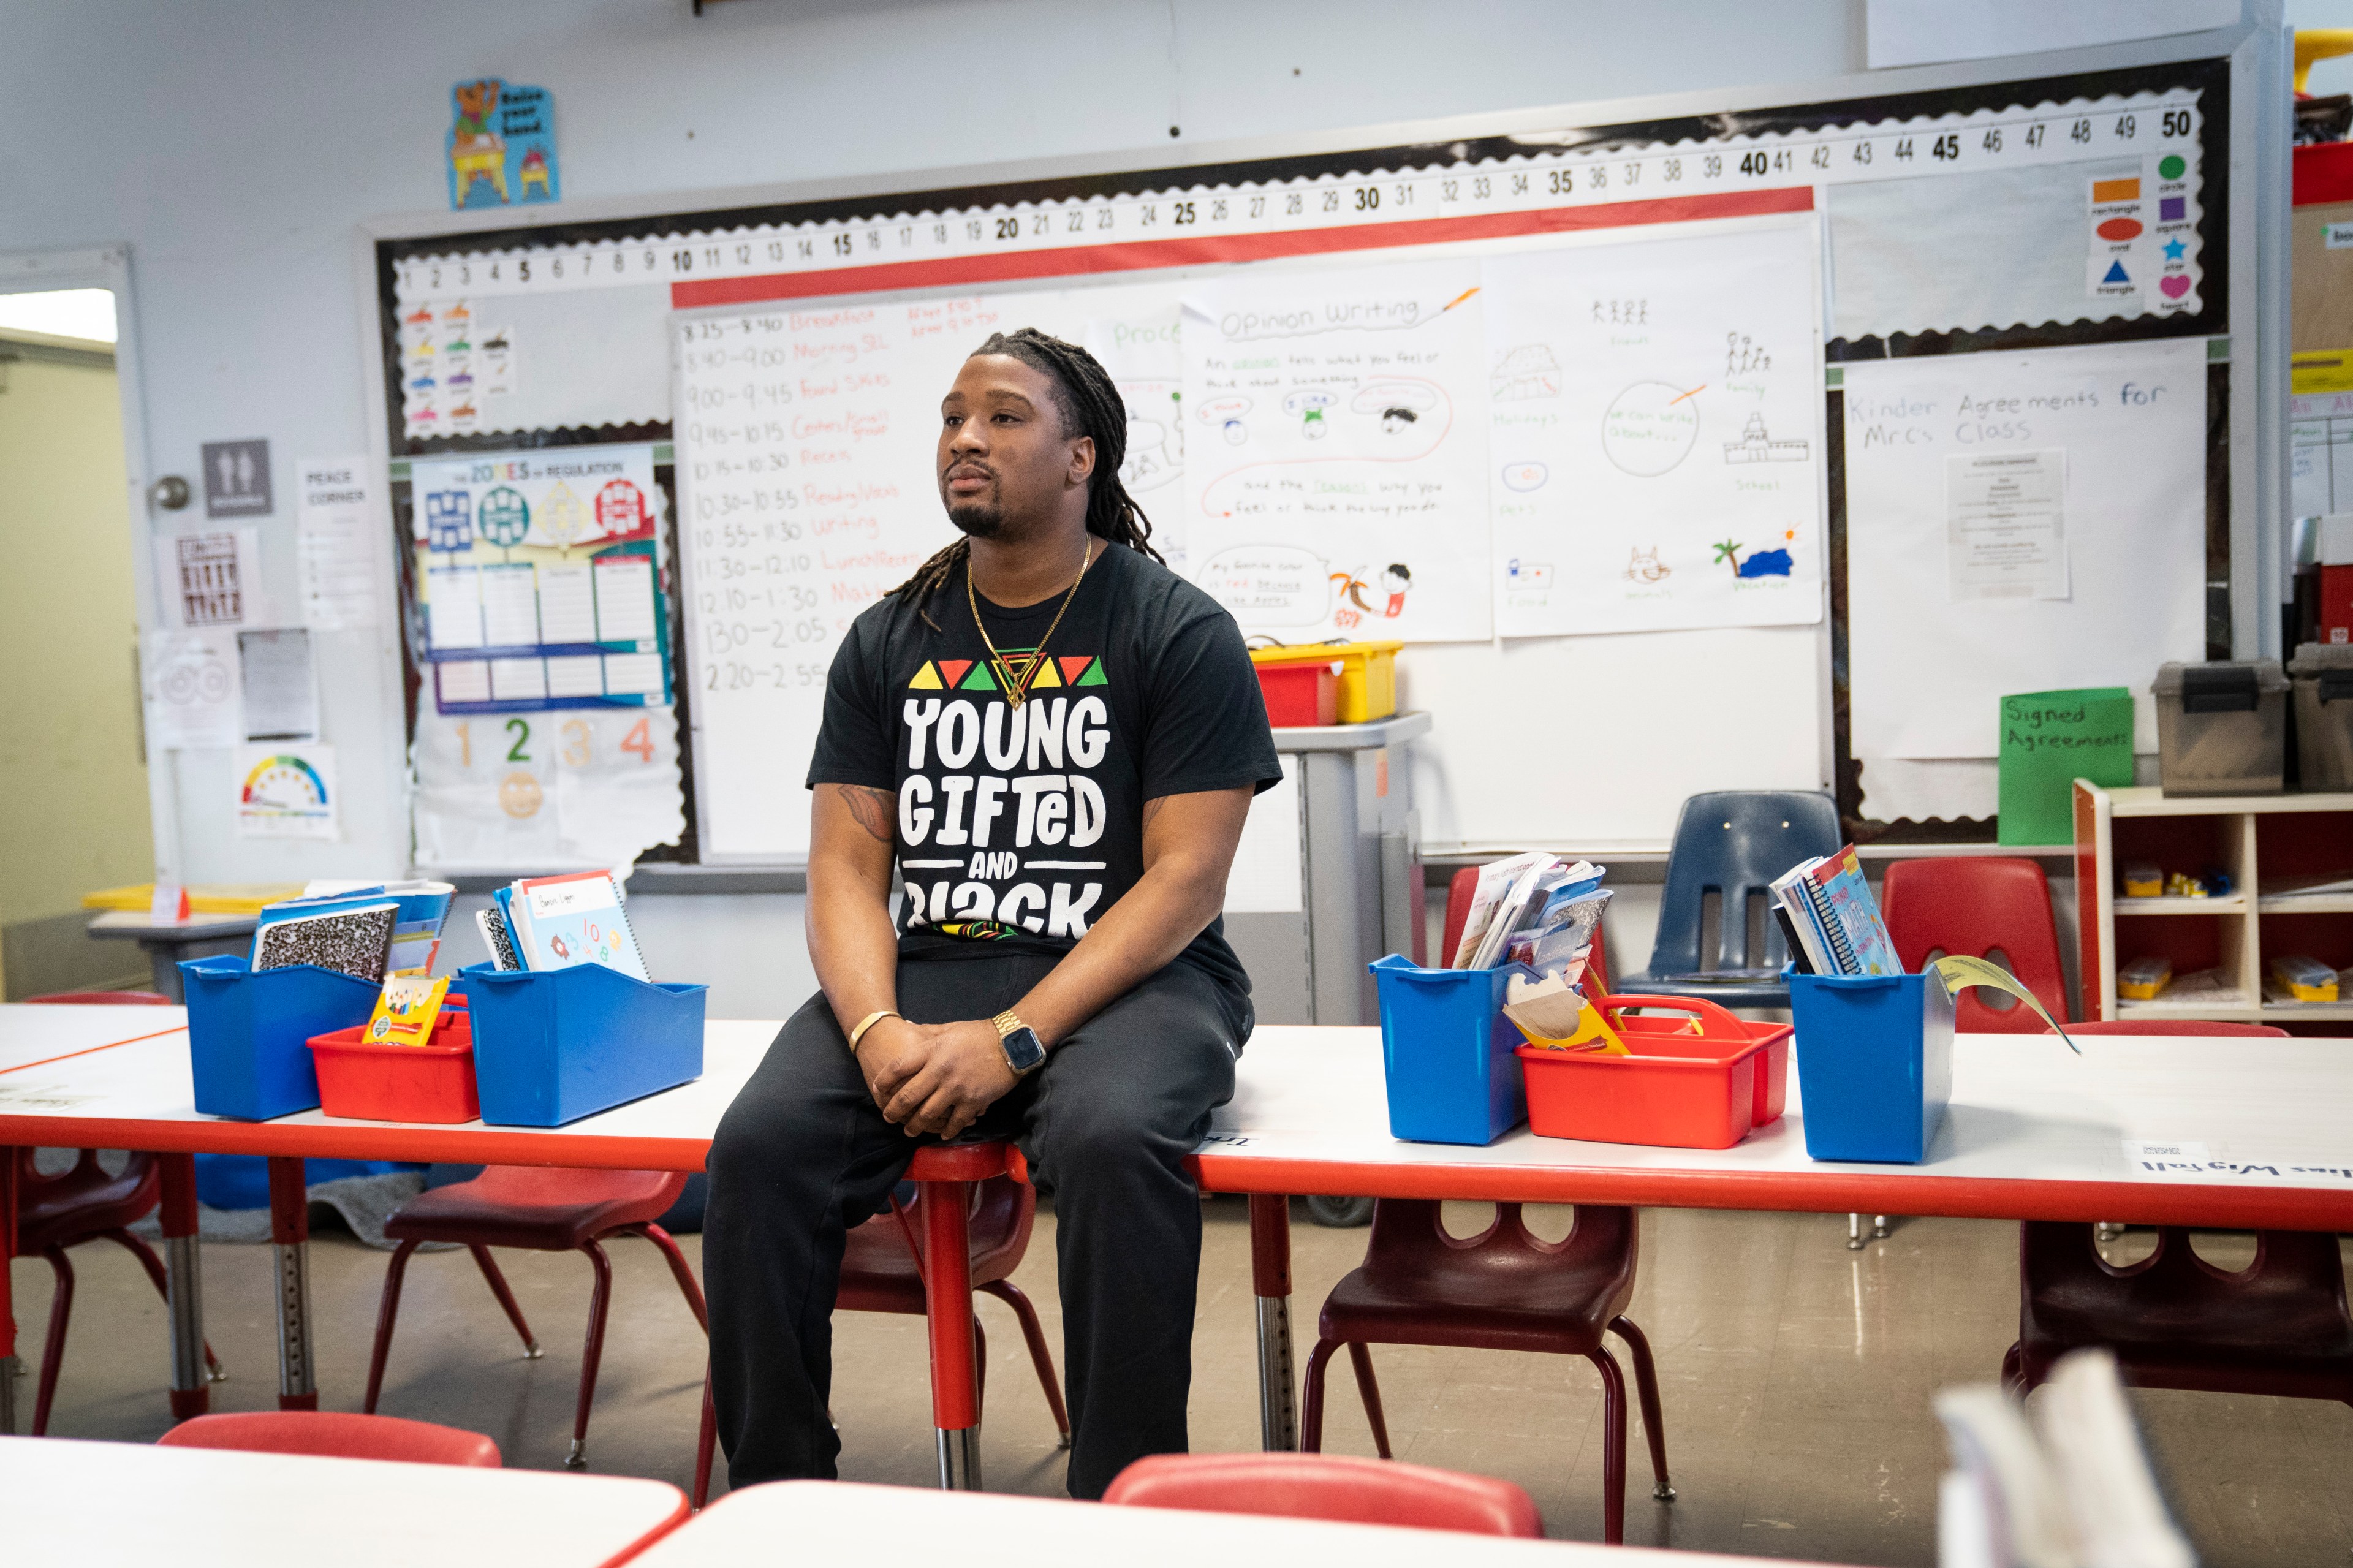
left=992, top=1011, right=1047, bottom=1077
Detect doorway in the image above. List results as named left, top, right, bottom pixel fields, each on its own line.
left=0, top=282, right=154, bottom=997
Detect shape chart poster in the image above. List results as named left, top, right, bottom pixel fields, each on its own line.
left=1182, top=260, right=1493, bottom=643
left=1483, top=223, right=1825, bottom=637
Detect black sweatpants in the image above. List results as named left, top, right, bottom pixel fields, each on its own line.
left=703, top=952, right=1249, bottom=1498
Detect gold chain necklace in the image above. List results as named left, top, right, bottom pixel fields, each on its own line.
left=968, top=539, right=1097, bottom=711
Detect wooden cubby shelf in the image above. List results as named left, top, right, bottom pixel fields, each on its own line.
left=2075, top=783, right=2353, bottom=1025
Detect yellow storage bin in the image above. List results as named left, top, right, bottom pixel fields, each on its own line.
left=1249, top=640, right=1402, bottom=724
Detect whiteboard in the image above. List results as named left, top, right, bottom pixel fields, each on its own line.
left=376, top=39, right=2264, bottom=857
left=670, top=222, right=1828, bottom=860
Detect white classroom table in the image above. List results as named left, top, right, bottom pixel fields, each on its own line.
left=629, top=1479, right=1838, bottom=1567
left=0, top=1434, right=686, bottom=1566
left=6, top=1005, right=2352, bottom=1474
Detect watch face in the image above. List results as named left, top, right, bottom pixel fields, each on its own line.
left=1002, top=1026, right=1047, bottom=1072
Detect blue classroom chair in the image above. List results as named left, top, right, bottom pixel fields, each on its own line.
left=1613, top=790, right=1843, bottom=1010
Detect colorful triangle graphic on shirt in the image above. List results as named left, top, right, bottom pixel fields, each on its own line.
left=1075, top=657, right=1108, bottom=687
left=936, top=659, right=973, bottom=689
left=959, top=661, right=998, bottom=691
left=1028, top=658, right=1062, bottom=689
left=909, top=661, right=944, bottom=689
left=1058, top=656, right=1094, bottom=684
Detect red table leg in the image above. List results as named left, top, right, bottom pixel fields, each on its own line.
left=267, top=1156, right=317, bottom=1411
left=1249, top=1193, right=1298, bottom=1451
left=2, top=1148, right=20, bottom=1434
left=922, top=1174, right=980, bottom=1488
left=159, top=1153, right=209, bottom=1422
left=908, top=1141, right=1004, bottom=1491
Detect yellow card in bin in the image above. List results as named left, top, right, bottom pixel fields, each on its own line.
left=1524, top=999, right=1632, bottom=1056
left=368, top=974, right=450, bottom=1045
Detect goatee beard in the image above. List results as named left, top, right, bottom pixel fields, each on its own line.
left=947, top=502, right=1005, bottom=539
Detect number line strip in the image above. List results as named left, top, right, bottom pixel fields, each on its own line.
left=669, top=187, right=1816, bottom=310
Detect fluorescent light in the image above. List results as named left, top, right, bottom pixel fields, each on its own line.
left=0, top=289, right=118, bottom=344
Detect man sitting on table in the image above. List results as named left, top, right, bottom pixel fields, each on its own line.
left=705, top=328, right=1282, bottom=1497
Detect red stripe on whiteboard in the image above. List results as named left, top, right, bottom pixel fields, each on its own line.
left=669, top=187, right=1816, bottom=309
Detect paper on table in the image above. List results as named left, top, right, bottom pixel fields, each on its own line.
left=295, top=455, right=379, bottom=630
left=2122, top=1141, right=2353, bottom=1185
left=1931, top=955, right=2078, bottom=1052
left=1947, top=449, right=2068, bottom=601
left=143, top=629, right=243, bottom=749
left=237, top=627, right=319, bottom=741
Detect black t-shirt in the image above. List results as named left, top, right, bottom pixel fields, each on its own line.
left=806, top=540, right=1283, bottom=992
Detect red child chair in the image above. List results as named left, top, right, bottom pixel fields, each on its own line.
left=691, top=1167, right=1066, bottom=1507
left=159, top=1409, right=501, bottom=1467
left=363, top=1167, right=707, bottom=1469
left=1880, top=858, right=2072, bottom=1032
left=1105, top=1451, right=1543, bottom=1537
left=17, top=990, right=221, bottom=1434
left=2001, top=1020, right=2353, bottom=1405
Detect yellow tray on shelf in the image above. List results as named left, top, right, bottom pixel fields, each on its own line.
left=1249, top=640, right=1403, bottom=724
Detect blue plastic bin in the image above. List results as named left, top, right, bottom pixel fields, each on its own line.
left=1786, top=966, right=1954, bottom=1164
left=180, top=954, right=380, bottom=1121
left=1368, top=954, right=1533, bottom=1145
left=454, top=963, right=706, bottom=1127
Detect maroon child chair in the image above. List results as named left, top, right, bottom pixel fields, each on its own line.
left=17, top=990, right=221, bottom=1434
left=2002, top=1020, right=2353, bottom=1405
left=160, top=1409, right=502, bottom=1468
left=1105, top=1451, right=1543, bottom=1537
left=363, top=1166, right=708, bottom=1469
left=691, top=1167, right=1066, bottom=1507
left=1302, top=1201, right=1670, bottom=1545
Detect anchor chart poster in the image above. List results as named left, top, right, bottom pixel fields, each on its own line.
left=1483, top=222, right=1826, bottom=637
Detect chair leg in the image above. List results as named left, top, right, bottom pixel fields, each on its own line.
left=1847, top=1213, right=1865, bottom=1250
left=363, top=1240, right=423, bottom=1414
left=1588, top=1344, right=1629, bottom=1547
left=627, top=1223, right=709, bottom=1333
left=978, top=1279, right=1070, bottom=1447
left=693, top=1366, right=717, bottom=1510
left=1873, top=1215, right=1892, bottom=1238
left=468, top=1246, right=541, bottom=1357
left=31, top=1247, right=74, bottom=1437
left=1611, top=1316, right=1674, bottom=1501
left=100, top=1227, right=224, bottom=1381
left=1300, top=1337, right=1343, bottom=1453
left=1344, top=1342, right=1393, bottom=1460
left=568, top=1239, right=615, bottom=1469
left=2001, top=1342, right=2028, bottom=1398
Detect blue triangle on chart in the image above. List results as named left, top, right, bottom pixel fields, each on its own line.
left=2102, top=260, right=2130, bottom=284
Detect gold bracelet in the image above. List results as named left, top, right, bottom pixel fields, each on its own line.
left=848, top=1009, right=900, bottom=1050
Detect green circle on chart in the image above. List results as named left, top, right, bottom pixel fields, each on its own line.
left=2159, top=154, right=2186, bottom=180
left=479, top=487, right=531, bottom=547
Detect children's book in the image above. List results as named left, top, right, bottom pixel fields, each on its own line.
left=1803, top=846, right=1899, bottom=976
left=513, top=871, right=648, bottom=980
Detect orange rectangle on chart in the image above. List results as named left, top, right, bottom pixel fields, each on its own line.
left=2092, top=178, right=2142, bottom=203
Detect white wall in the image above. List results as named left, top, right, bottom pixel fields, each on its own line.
left=0, top=0, right=1871, bottom=880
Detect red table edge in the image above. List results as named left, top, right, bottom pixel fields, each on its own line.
left=598, top=1487, right=693, bottom=1567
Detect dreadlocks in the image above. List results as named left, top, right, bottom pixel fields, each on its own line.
left=893, top=327, right=1164, bottom=626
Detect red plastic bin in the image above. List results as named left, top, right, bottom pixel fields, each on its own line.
left=307, top=1000, right=479, bottom=1124
left=1515, top=993, right=1791, bottom=1150
left=1256, top=660, right=1338, bottom=727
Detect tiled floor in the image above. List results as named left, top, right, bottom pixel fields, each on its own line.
left=15, top=1199, right=2353, bottom=1566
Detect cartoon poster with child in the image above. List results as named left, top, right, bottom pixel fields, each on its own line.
left=447, top=79, right=559, bottom=210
